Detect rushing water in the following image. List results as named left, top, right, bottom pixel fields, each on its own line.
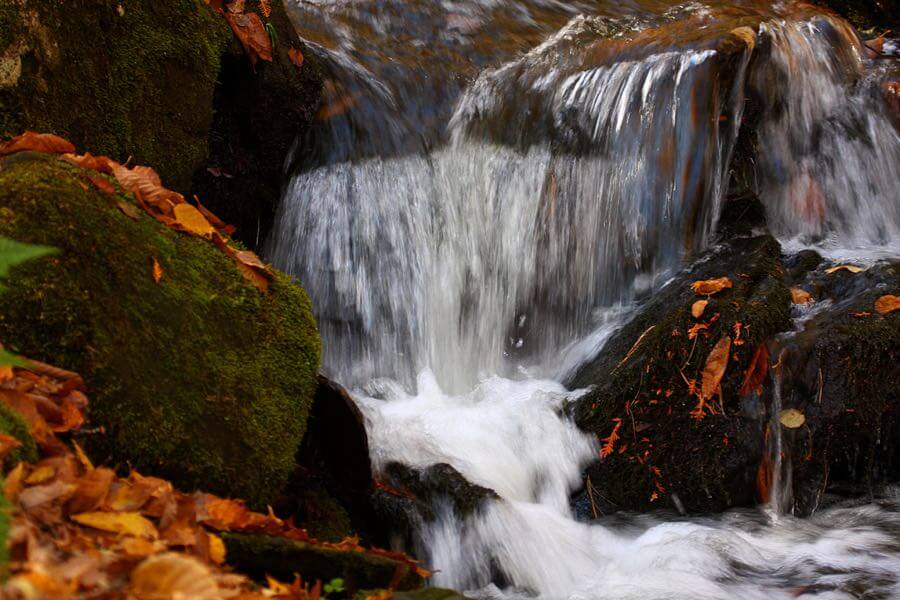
left=272, top=1, right=900, bottom=597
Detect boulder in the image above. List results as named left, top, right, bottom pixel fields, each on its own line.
left=0, top=153, right=320, bottom=507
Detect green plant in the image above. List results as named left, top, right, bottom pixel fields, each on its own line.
left=323, top=578, right=345, bottom=597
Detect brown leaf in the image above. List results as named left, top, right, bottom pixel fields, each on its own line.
left=259, top=0, right=272, bottom=17
left=790, top=287, right=812, bottom=304
left=225, top=11, right=273, bottom=65
left=113, top=164, right=183, bottom=216
left=0, top=131, right=75, bottom=157
left=19, top=480, right=77, bottom=510
left=740, top=344, right=769, bottom=397
left=173, top=204, right=215, bottom=238
left=234, top=260, right=269, bottom=292
left=87, top=174, right=116, bottom=195
left=288, top=47, right=304, bottom=68
left=701, top=336, right=732, bottom=400
left=66, top=468, right=115, bottom=514
left=152, top=258, right=163, bottom=284
left=130, top=553, right=221, bottom=600
left=71, top=511, right=159, bottom=539
left=779, top=408, right=806, bottom=429
left=874, top=294, right=900, bottom=315
left=687, top=322, right=708, bottom=340
left=0, top=432, right=23, bottom=463
left=824, top=264, right=864, bottom=274
left=117, top=201, right=142, bottom=220
left=61, top=152, right=118, bottom=174
left=691, top=277, right=733, bottom=296
left=691, top=300, right=708, bottom=319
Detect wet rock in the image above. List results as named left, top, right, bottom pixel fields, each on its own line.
left=190, top=0, right=323, bottom=249
left=222, top=532, right=424, bottom=593
left=569, top=202, right=792, bottom=513
left=813, top=0, right=899, bottom=32
left=771, top=259, right=899, bottom=513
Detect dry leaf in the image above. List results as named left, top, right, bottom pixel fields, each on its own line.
left=71, top=511, right=159, bottom=539
left=687, top=322, right=708, bottom=340
left=117, top=201, right=142, bottom=220
left=173, top=204, right=215, bottom=238
left=288, top=47, right=305, bottom=68
left=874, top=294, right=900, bottom=315
left=825, top=264, right=864, bottom=274
left=130, top=553, right=221, bottom=600
left=67, top=468, right=115, bottom=514
left=208, top=533, right=226, bottom=565
left=691, top=277, right=733, bottom=296
left=61, top=152, right=118, bottom=173
left=701, top=336, right=732, bottom=400
left=87, top=175, right=116, bottom=195
left=0, top=432, right=23, bottom=462
left=740, top=344, right=769, bottom=397
left=113, top=164, right=183, bottom=216
left=225, top=11, right=273, bottom=65
left=790, top=287, right=812, bottom=304
left=779, top=408, right=806, bottom=429
left=599, top=419, right=622, bottom=459
left=691, top=300, right=708, bottom=319
left=25, top=465, right=56, bottom=485
left=19, top=480, right=77, bottom=510
left=0, top=131, right=75, bottom=157
left=152, top=258, right=163, bottom=284
left=259, top=0, right=272, bottom=17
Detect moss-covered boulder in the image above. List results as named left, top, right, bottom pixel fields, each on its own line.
left=0, top=485, right=10, bottom=572
left=222, top=533, right=424, bottom=593
left=0, top=153, right=320, bottom=507
left=569, top=194, right=793, bottom=514
left=0, top=0, right=230, bottom=191
left=0, top=403, right=36, bottom=465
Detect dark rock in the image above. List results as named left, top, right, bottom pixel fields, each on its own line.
left=222, top=533, right=424, bottom=593
left=569, top=226, right=792, bottom=514
left=190, top=0, right=323, bottom=249
left=812, top=0, right=899, bottom=32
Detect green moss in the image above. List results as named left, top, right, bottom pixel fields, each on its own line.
left=0, top=1, right=22, bottom=50
left=0, top=0, right=230, bottom=190
left=0, top=153, right=320, bottom=507
left=0, top=403, right=37, bottom=465
left=0, top=484, right=10, bottom=573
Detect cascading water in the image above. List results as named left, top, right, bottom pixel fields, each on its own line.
left=272, top=1, right=900, bottom=597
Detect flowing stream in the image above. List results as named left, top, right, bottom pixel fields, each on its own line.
left=271, top=1, right=900, bottom=597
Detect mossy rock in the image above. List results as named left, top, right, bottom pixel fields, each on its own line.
left=0, top=0, right=230, bottom=190
left=569, top=205, right=792, bottom=513
left=0, top=484, right=10, bottom=573
left=222, top=533, right=424, bottom=593
left=0, top=153, right=320, bottom=507
left=0, top=403, right=37, bottom=465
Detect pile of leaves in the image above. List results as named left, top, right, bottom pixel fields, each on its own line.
left=205, top=0, right=305, bottom=68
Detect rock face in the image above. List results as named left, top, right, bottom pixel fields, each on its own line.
left=0, top=153, right=320, bottom=507
left=0, top=0, right=323, bottom=249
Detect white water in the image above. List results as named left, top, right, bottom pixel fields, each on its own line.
left=274, top=4, right=900, bottom=598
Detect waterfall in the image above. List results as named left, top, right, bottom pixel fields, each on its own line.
left=272, top=2, right=900, bottom=596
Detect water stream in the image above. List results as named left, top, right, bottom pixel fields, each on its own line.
left=272, top=1, right=900, bottom=596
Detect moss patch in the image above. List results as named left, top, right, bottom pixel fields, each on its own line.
left=0, top=402, right=37, bottom=465
left=0, top=0, right=230, bottom=190
left=0, top=484, right=10, bottom=573
left=0, top=153, right=320, bottom=507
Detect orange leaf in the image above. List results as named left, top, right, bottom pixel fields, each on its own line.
left=0, top=131, right=75, bottom=157
left=66, top=468, right=115, bottom=514
left=874, top=294, right=900, bottom=315
left=225, top=11, right=273, bottom=65
left=740, top=343, right=769, bottom=397
left=701, top=336, right=732, bottom=400
left=87, top=174, right=116, bottom=195
left=71, top=511, right=158, bottom=538
left=824, top=264, right=864, bottom=274
left=288, top=47, right=305, bottom=68
left=0, top=432, right=23, bottom=462
left=259, top=0, right=272, bottom=17
left=691, top=277, right=732, bottom=296
left=130, top=553, right=220, bottom=600
left=691, top=299, right=708, bottom=319
left=61, top=152, right=118, bottom=174
left=600, top=418, right=622, bottom=459
left=113, top=164, right=183, bottom=216
left=173, top=204, right=215, bottom=238
left=117, top=200, right=142, bottom=220
left=790, top=287, right=812, bottom=304
left=152, top=257, right=163, bottom=284
left=687, top=322, right=708, bottom=340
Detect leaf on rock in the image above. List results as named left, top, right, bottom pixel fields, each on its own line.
left=225, top=11, right=273, bottom=65
left=116, top=201, right=142, bottom=221
left=0, top=132, right=75, bottom=157
left=130, top=553, right=220, bottom=600
left=691, top=300, right=708, bottom=319
left=874, top=294, right=900, bottom=315
left=71, top=511, right=158, bottom=539
left=259, top=0, right=272, bottom=17
left=152, top=258, right=163, bottom=284
left=288, top=47, right=304, bottom=68
left=701, top=336, right=732, bottom=400
left=687, top=322, right=708, bottom=340
left=61, top=152, right=117, bottom=174
left=790, top=287, right=812, bottom=304
left=87, top=175, right=116, bottom=195
left=778, top=408, right=806, bottom=429
left=824, top=264, right=864, bottom=274
left=691, top=277, right=732, bottom=296
left=173, top=204, right=215, bottom=238
left=740, top=344, right=769, bottom=397
left=113, top=165, right=183, bottom=216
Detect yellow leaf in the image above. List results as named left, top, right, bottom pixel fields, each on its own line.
left=779, top=408, right=806, bottom=429
left=691, top=300, right=708, bottom=319
left=691, top=277, right=733, bottom=296
left=208, top=533, right=226, bottom=565
left=173, top=203, right=215, bottom=238
left=130, top=553, right=221, bottom=600
left=152, top=257, right=163, bottom=284
left=874, top=294, right=900, bottom=315
left=790, top=287, right=812, bottom=304
left=71, top=511, right=158, bottom=538
left=25, top=465, right=56, bottom=485
left=824, top=264, right=864, bottom=274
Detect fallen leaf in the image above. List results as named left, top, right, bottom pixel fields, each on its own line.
left=120, top=537, right=164, bottom=558
left=208, top=533, right=226, bottom=565
left=152, top=258, right=163, bottom=284
left=173, top=204, right=215, bottom=238
left=130, top=553, right=221, bottom=600
left=779, top=408, right=806, bottom=429
left=66, top=468, right=115, bottom=514
left=61, top=152, right=118, bottom=174
left=87, top=174, right=116, bottom=195
left=25, top=465, right=56, bottom=485
left=0, top=131, right=75, bottom=157
left=234, top=261, right=269, bottom=292
left=224, top=11, right=273, bottom=65
left=691, top=277, right=732, bottom=296
left=0, top=432, right=23, bottom=462
left=874, top=294, right=900, bottom=315
left=701, top=336, right=732, bottom=400
left=19, top=480, right=77, bottom=510
left=117, top=201, right=142, bottom=220
left=259, top=0, right=272, bottom=17
left=71, top=511, right=158, bottom=539
left=288, top=47, right=304, bottom=68
left=691, top=300, right=708, bottom=319
left=599, top=419, right=622, bottom=459
left=113, top=164, right=182, bottom=216
left=825, top=264, right=864, bottom=274
left=740, top=344, right=769, bottom=397
left=790, top=287, right=812, bottom=304
left=687, top=322, right=709, bottom=340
